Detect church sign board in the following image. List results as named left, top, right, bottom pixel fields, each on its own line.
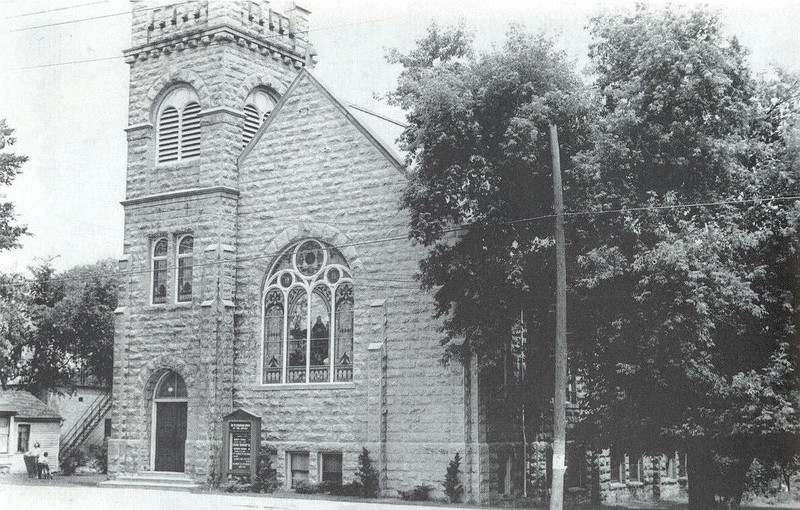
left=221, top=409, right=261, bottom=480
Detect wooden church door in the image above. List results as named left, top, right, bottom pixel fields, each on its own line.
left=152, top=371, right=188, bottom=472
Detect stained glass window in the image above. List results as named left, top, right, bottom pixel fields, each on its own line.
left=177, top=235, right=193, bottom=302
left=152, top=238, right=168, bottom=304
left=262, top=239, right=353, bottom=384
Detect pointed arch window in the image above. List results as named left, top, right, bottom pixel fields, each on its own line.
left=176, top=235, right=193, bottom=303
left=157, top=86, right=201, bottom=163
left=262, top=239, right=354, bottom=385
left=242, top=88, right=277, bottom=147
left=151, top=238, right=168, bottom=304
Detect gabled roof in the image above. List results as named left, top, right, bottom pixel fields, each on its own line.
left=238, top=68, right=405, bottom=174
left=0, top=390, right=61, bottom=420
left=223, top=408, right=261, bottom=421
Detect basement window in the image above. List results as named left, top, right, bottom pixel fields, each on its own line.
left=320, top=453, right=342, bottom=484
left=289, top=452, right=309, bottom=488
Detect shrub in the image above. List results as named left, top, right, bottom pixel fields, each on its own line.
left=60, top=442, right=108, bottom=475
left=443, top=452, right=464, bottom=503
left=251, top=449, right=280, bottom=493
left=294, top=481, right=323, bottom=494
left=355, top=447, right=379, bottom=498
left=88, top=442, right=108, bottom=474
left=220, top=475, right=252, bottom=493
left=399, top=484, right=433, bottom=501
left=60, top=448, right=88, bottom=475
left=331, top=481, right=363, bottom=497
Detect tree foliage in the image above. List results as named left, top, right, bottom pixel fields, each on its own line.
left=387, top=23, right=590, bottom=430
left=0, top=119, right=28, bottom=251
left=389, top=6, right=799, bottom=509
left=570, top=7, right=799, bottom=508
left=11, top=259, right=118, bottom=396
left=355, top=447, right=379, bottom=498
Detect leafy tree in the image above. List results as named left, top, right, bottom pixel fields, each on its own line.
left=18, top=259, right=118, bottom=396
left=389, top=8, right=799, bottom=510
left=0, top=119, right=28, bottom=250
left=570, top=6, right=800, bottom=509
left=387, top=23, right=590, bottom=432
left=0, top=272, right=29, bottom=389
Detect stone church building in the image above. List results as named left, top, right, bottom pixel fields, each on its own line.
left=108, top=0, right=687, bottom=504
left=109, top=0, right=489, bottom=500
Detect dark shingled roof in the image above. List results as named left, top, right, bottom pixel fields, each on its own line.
left=0, top=390, right=61, bottom=420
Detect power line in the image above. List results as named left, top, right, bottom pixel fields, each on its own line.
left=4, top=1, right=109, bottom=20
left=5, top=0, right=197, bottom=32
left=9, top=10, right=132, bottom=32
left=4, top=12, right=416, bottom=70
left=0, top=194, right=796, bottom=289
left=9, top=56, right=124, bottom=71
left=346, top=103, right=408, bottom=128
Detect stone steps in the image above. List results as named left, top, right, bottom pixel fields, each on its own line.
left=100, top=471, right=201, bottom=491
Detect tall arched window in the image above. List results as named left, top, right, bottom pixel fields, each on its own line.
left=262, top=239, right=354, bottom=384
left=176, top=235, right=193, bottom=303
left=157, top=86, right=201, bottom=163
left=242, top=88, right=277, bottom=148
left=151, top=238, right=168, bottom=304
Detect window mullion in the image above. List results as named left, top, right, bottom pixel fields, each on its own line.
left=305, top=284, right=311, bottom=383
left=282, top=288, right=288, bottom=384
left=329, top=284, right=336, bottom=383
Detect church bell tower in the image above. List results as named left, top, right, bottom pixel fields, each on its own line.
left=109, top=0, right=313, bottom=479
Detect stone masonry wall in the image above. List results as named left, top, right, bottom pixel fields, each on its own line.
left=109, top=191, right=238, bottom=479
left=111, top=0, right=310, bottom=480
left=234, top=73, right=468, bottom=499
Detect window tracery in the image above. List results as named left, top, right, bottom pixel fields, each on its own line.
left=262, top=239, right=353, bottom=384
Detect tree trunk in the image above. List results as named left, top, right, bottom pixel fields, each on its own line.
left=687, top=445, right=717, bottom=510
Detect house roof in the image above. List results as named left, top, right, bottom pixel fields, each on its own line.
left=0, top=390, right=61, bottom=420
left=238, top=68, right=406, bottom=174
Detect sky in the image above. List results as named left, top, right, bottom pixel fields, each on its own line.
left=0, top=0, right=798, bottom=274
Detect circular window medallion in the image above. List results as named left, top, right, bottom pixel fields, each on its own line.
left=327, top=268, right=340, bottom=284
left=295, top=240, right=324, bottom=276
left=279, top=272, right=293, bottom=288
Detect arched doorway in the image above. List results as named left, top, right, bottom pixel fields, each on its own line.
left=151, top=371, right=188, bottom=472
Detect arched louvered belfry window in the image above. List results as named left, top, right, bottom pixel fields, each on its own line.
left=242, top=88, right=277, bottom=148
left=262, top=239, right=354, bottom=385
left=156, top=86, right=201, bottom=163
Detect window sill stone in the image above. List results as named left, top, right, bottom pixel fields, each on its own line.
left=252, top=382, right=355, bottom=391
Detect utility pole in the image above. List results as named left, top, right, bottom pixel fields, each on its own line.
left=548, top=123, right=567, bottom=510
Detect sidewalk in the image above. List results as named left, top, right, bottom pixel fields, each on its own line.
left=1, top=481, right=490, bottom=510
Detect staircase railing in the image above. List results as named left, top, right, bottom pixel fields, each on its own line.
left=60, top=391, right=112, bottom=460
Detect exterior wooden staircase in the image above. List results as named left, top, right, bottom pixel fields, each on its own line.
left=59, top=391, right=112, bottom=460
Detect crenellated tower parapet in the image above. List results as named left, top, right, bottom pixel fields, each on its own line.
left=126, top=0, right=314, bottom=67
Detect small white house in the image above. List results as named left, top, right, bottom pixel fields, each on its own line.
left=0, top=390, right=62, bottom=474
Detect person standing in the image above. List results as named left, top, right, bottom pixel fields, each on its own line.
left=26, top=442, right=41, bottom=478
